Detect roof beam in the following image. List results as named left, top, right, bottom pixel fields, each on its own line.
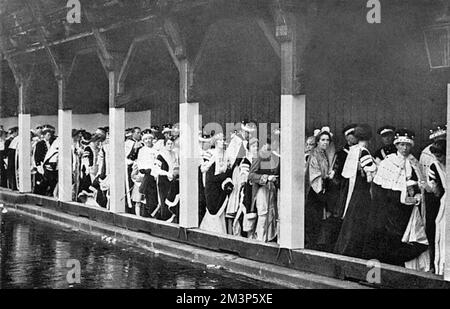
left=22, top=0, right=61, bottom=77
left=255, top=17, right=281, bottom=59
left=6, top=12, right=158, bottom=58
left=117, top=33, right=154, bottom=95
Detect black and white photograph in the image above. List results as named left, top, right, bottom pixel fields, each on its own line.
left=0, top=0, right=449, bottom=294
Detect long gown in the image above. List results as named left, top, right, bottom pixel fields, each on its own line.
left=334, top=146, right=376, bottom=258
left=136, top=146, right=158, bottom=217
left=248, top=150, right=280, bottom=242
left=200, top=150, right=233, bottom=234
left=363, top=153, right=428, bottom=266
left=305, top=147, right=331, bottom=249
left=425, top=161, right=445, bottom=271
left=153, top=150, right=178, bottom=220
left=428, top=161, right=446, bottom=274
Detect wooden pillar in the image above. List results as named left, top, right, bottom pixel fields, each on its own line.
left=57, top=76, right=72, bottom=202
left=278, top=16, right=305, bottom=249
left=163, top=17, right=200, bottom=228
left=108, top=70, right=125, bottom=213
left=178, top=59, right=199, bottom=228
left=444, top=83, right=450, bottom=280
left=17, top=82, right=31, bottom=193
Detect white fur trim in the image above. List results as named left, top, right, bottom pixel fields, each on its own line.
left=394, top=136, right=414, bottom=146
left=380, top=129, right=394, bottom=136
left=165, top=195, right=180, bottom=208
left=221, top=178, right=233, bottom=190
left=344, top=128, right=355, bottom=136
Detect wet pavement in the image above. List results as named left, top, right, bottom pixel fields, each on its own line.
left=0, top=212, right=283, bottom=289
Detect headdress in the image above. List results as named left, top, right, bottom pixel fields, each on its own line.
left=393, top=128, right=415, bottom=146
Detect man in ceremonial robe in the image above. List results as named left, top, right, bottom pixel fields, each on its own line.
left=224, top=120, right=254, bottom=235
left=363, top=129, right=429, bottom=268
left=330, top=124, right=358, bottom=218
left=33, top=127, right=55, bottom=195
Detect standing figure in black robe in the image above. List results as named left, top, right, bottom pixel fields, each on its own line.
left=363, top=129, right=428, bottom=267
left=425, top=139, right=446, bottom=273
left=374, top=125, right=397, bottom=165
left=43, top=136, right=59, bottom=197
left=33, top=128, right=54, bottom=195
left=0, top=128, right=7, bottom=188
left=152, top=138, right=178, bottom=221
left=330, top=124, right=358, bottom=218
left=305, top=128, right=335, bottom=250
left=224, top=120, right=254, bottom=234
left=335, top=125, right=377, bottom=258
left=78, top=132, right=103, bottom=205
left=92, top=146, right=108, bottom=208
left=5, top=127, right=18, bottom=190
left=232, top=137, right=259, bottom=237
left=200, top=133, right=234, bottom=234
left=165, top=166, right=180, bottom=223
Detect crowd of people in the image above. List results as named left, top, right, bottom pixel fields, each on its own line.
left=0, top=119, right=447, bottom=274
left=305, top=123, right=447, bottom=275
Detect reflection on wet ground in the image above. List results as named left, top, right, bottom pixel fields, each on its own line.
left=0, top=213, right=283, bottom=289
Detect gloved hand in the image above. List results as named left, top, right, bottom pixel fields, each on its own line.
left=224, top=182, right=234, bottom=194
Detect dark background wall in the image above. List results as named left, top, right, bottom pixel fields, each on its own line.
left=304, top=0, right=449, bottom=154
left=1, top=0, right=449, bottom=155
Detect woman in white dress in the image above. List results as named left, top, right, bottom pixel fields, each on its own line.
left=131, top=132, right=157, bottom=217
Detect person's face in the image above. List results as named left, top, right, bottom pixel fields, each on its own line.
left=249, top=143, right=258, bottom=157
left=241, top=130, right=249, bottom=140
left=318, top=134, right=330, bottom=150
left=346, top=134, right=358, bottom=146
left=215, top=137, right=224, bottom=150
left=44, top=132, right=52, bottom=141
left=164, top=132, right=170, bottom=139
left=306, top=138, right=316, bottom=152
left=359, top=140, right=369, bottom=148
left=396, top=142, right=412, bottom=157
left=142, top=135, right=153, bottom=147
left=165, top=140, right=174, bottom=151
left=382, top=133, right=394, bottom=146
left=133, top=129, right=142, bottom=141
left=202, top=141, right=211, bottom=151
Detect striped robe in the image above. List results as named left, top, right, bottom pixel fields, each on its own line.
left=334, top=145, right=376, bottom=258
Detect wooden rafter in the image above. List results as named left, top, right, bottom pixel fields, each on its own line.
left=162, top=35, right=180, bottom=71
left=255, top=17, right=281, bottom=59
left=163, top=17, right=186, bottom=59
left=117, top=33, right=154, bottom=94
left=22, top=0, right=61, bottom=76
left=191, top=22, right=215, bottom=73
